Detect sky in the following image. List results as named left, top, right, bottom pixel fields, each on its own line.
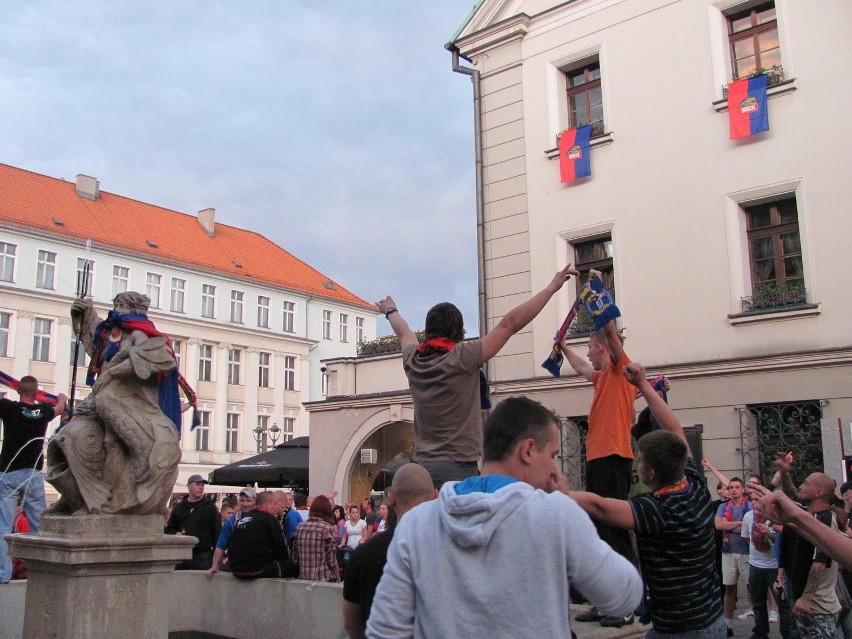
left=0, top=1, right=481, bottom=338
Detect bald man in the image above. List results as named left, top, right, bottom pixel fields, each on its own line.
left=785, top=472, right=841, bottom=639
left=342, top=464, right=437, bottom=639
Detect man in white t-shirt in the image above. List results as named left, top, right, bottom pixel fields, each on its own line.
left=742, top=506, right=779, bottom=639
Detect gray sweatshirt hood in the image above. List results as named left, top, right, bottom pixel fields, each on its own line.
left=436, top=479, right=535, bottom=548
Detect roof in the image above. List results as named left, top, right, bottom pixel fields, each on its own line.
left=0, top=163, right=375, bottom=311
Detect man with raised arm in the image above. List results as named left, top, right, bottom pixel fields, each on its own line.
left=0, top=376, right=66, bottom=584
left=366, top=396, right=642, bottom=639
left=557, top=269, right=635, bottom=626
left=376, top=264, right=578, bottom=489
left=569, top=363, right=726, bottom=638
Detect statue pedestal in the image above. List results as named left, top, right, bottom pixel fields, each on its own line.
left=5, top=514, right=195, bottom=639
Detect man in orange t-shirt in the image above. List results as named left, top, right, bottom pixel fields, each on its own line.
left=559, top=270, right=635, bottom=627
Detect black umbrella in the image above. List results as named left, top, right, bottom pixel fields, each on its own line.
left=209, top=436, right=309, bottom=490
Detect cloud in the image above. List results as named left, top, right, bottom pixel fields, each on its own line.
left=0, top=1, right=482, bottom=332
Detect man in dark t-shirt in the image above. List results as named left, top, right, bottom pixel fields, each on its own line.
left=227, top=491, right=296, bottom=579
left=0, top=375, right=66, bottom=583
left=342, top=464, right=436, bottom=638
left=570, top=363, right=725, bottom=636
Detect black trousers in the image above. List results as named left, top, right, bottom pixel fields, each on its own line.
left=585, top=455, right=635, bottom=562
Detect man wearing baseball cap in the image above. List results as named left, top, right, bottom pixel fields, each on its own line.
left=207, top=487, right=257, bottom=578
left=165, top=474, right=221, bottom=570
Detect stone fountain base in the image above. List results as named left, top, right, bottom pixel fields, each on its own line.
left=5, top=514, right=195, bottom=639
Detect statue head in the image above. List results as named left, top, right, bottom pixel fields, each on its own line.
left=113, top=291, right=151, bottom=316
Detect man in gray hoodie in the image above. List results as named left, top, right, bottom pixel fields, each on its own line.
left=366, top=396, right=642, bottom=639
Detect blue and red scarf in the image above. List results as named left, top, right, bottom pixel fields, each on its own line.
left=88, top=311, right=198, bottom=432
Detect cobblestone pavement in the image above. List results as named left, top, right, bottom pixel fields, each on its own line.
left=570, top=604, right=784, bottom=639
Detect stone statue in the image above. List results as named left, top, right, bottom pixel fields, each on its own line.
left=46, top=292, right=181, bottom=515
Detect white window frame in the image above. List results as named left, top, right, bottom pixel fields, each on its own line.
left=227, top=348, right=242, bottom=385
left=146, top=273, right=162, bottom=309
left=258, top=351, right=271, bottom=388
left=339, top=313, right=349, bottom=342
left=0, top=242, right=16, bottom=283
left=281, top=417, right=295, bottom=442
left=230, top=290, right=244, bottom=323
left=112, top=265, right=129, bottom=297
left=36, top=250, right=57, bottom=290
left=195, top=411, right=211, bottom=451
left=282, top=301, right=295, bottom=333
left=283, top=355, right=296, bottom=391
left=0, top=311, right=11, bottom=357
left=201, top=284, right=216, bottom=318
left=198, top=344, right=213, bottom=382
left=356, top=316, right=365, bottom=343
left=322, top=310, right=332, bottom=340
left=257, top=296, right=270, bottom=328
left=173, top=339, right=183, bottom=372
left=170, top=278, right=186, bottom=313
left=32, top=317, right=52, bottom=361
left=226, top=413, right=240, bottom=453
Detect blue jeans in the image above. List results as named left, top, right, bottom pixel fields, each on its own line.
left=0, top=468, right=46, bottom=582
left=646, top=615, right=727, bottom=639
left=749, top=564, right=778, bottom=639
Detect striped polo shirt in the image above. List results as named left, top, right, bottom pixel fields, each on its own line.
left=630, top=457, right=723, bottom=632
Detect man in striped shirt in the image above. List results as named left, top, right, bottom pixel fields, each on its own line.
left=570, top=362, right=725, bottom=638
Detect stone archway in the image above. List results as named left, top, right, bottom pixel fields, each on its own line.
left=346, top=421, right=413, bottom=501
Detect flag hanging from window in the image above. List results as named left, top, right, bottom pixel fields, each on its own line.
left=558, top=125, right=592, bottom=182
left=728, top=74, right=769, bottom=139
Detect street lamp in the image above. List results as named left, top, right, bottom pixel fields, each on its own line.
left=254, top=421, right=282, bottom=452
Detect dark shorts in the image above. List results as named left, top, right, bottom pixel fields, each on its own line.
left=414, top=460, right=479, bottom=490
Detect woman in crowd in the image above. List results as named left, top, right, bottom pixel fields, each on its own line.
left=332, top=505, right=347, bottom=546
left=293, top=495, right=339, bottom=582
left=376, top=502, right=389, bottom=533
left=338, top=505, right=367, bottom=569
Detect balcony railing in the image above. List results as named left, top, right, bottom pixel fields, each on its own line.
left=357, top=331, right=425, bottom=357
left=741, top=286, right=806, bottom=313
left=722, top=65, right=784, bottom=98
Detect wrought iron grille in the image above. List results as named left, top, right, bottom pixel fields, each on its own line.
left=737, top=400, right=824, bottom=487
left=559, top=416, right=589, bottom=490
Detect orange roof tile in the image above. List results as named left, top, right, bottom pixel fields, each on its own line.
left=0, top=163, right=375, bottom=311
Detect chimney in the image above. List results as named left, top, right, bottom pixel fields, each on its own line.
left=198, top=208, right=215, bottom=237
left=75, top=174, right=100, bottom=200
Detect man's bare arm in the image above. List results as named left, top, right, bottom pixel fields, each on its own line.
left=558, top=340, right=594, bottom=382
left=624, top=363, right=687, bottom=449
left=480, top=264, right=579, bottom=362
left=52, top=393, right=68, bottom=416
left=749, top=481, right=852, bottom=572
left=701, top=457, right=729, bottom=487
left=588, top=269, right=625, bottom=365
left=375, top=296, right=418, bottom=351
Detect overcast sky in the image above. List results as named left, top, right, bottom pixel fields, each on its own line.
left=0, top=1, right=481, bottom=337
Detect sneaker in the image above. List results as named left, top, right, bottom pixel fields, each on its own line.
left=726, top=629, right=734, bottom=638
left=769, top=611, right=779, bottom=623
left=737, top=610, right=754, bottom=619
left=600, top=614, right=634, bottom=628
left=575, top=607, right=602, bottom=623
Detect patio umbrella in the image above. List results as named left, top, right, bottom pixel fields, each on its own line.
left=208, top=436, right=309, bottom=490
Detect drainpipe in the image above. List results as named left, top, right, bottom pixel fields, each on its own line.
left=447, top=44, right=487, bottom=369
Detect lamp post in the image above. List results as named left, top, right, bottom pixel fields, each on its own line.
left=254, top=421, right=282, bottom=452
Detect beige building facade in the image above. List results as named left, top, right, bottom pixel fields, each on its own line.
left=309, top=0, right=852, bottom=501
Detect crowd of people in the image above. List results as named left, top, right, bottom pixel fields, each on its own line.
left=3, top=269, right=852, bottom=639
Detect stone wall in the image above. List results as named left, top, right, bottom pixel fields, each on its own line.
left=0, top=573, right=346, bottom=639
